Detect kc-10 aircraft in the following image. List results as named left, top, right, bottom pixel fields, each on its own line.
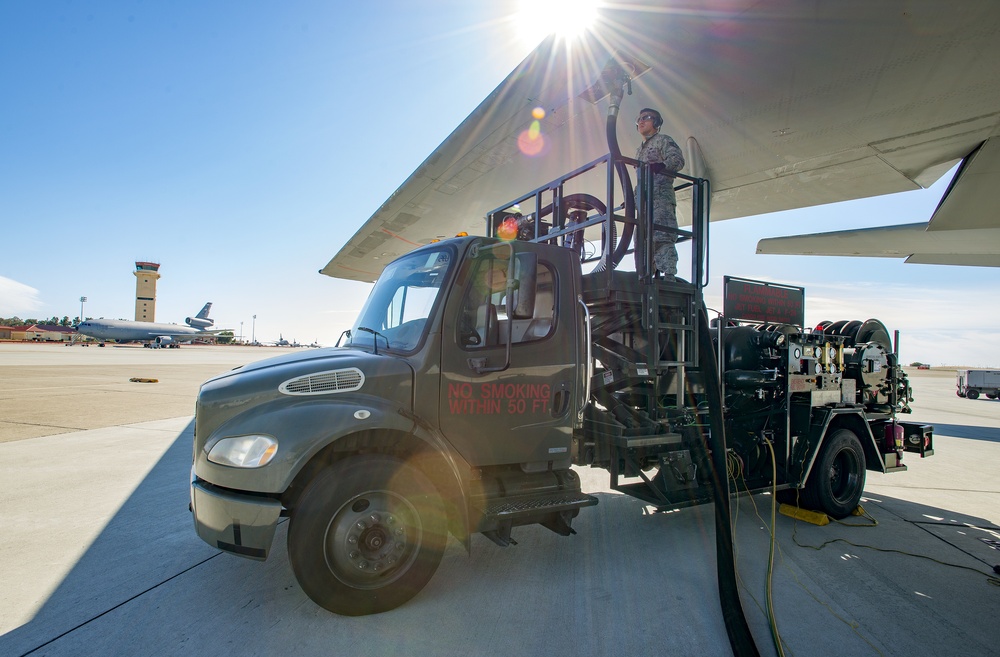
left=77, top=302, right=223, bottom=348
left=321, top=0, right=1000, bottom=281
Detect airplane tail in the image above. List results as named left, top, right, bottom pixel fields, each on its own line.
left=186, top=302, right=215, bottom=329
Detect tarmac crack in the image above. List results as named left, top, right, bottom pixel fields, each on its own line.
left=1, top=420, right=92, bottom=431
left=880, top=505, right=1000, bottom=572
left=16, top=551, right=226, bottom=657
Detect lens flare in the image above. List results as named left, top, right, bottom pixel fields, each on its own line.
left=518, top=108, right=547, bottom=157
left=497, top=217, right=519, bottom=240
left=518, top=127, right=545, bottom=156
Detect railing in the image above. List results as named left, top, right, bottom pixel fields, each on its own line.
left=485, top=152, right=710, bottom=289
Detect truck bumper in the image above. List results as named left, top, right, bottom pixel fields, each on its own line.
left=190, top=470, right=282, bottom=561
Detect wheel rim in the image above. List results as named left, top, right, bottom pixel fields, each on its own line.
left=323, top=490, right=422, bottom=589
left=828, top=448, right=861, bottom=504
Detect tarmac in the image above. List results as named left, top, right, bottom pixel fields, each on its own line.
left=1, top=341, right=998, bottom=657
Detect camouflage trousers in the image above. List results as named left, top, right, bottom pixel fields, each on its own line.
left=635, top=192, right=678, bottom=279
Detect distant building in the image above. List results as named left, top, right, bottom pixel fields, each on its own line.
left=134, top=261, right=161, bottom=322
left=1, top=324, right=76, bottom=342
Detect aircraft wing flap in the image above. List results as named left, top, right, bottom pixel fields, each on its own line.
left=926, top=137, right=1000, bottom=231
left=870, top=110, right=998, bottom=176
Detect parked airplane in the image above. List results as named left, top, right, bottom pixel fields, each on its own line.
left=269, top=334, right=301, bottom=347
left=321, top=0, right=1000, bottom=281
left=77, top=302, right=223, bottom=348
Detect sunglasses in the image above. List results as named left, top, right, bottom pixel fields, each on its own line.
left=636, top=114, right=658, bottom=123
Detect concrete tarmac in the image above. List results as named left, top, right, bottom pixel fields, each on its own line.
left=1, top=342, right=998, bottom=657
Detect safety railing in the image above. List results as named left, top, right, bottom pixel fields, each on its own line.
left=484, top=152, right=710, bottom=290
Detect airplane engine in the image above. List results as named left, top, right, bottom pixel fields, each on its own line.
left=154, top=336, right=174, bottom=348
left=186, top=317, right=213, bottom=329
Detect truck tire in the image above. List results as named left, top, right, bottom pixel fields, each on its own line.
left=287, top=454, right=447, bottom=616
left=802, top=428, right=866, bottom=520
left=966, top=389, right=980, bottom=400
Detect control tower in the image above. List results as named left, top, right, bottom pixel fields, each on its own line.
left=134, top=261, right=161, bottom=322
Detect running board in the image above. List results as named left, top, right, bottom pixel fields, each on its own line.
left=476, top=492, right=599, bottom=547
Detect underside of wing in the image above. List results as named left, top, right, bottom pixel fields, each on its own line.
left=323, top=0, right=1000, bottom=281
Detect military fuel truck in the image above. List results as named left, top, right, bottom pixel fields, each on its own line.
left=189, top=144, right=935, bottom=616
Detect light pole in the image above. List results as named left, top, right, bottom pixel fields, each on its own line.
left=240, top=321, right=244, bottom=344
left=252, top=315, right=256, bottom=345
left=79, top=297, right=87, bottom=325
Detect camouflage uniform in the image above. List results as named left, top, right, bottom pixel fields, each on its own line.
left=635, top=132, right=685, bottom=278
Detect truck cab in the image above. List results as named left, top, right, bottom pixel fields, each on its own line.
left=191, top=235, right=596, bottom=615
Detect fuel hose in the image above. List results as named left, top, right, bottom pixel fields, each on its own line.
left=696, top=304, right=761, bottom=657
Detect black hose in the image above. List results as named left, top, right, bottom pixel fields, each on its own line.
left=602, top=106, right=635, bottom=272
left=696, top=304, right=761, bottom=657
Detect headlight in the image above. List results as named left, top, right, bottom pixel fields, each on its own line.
left=207, top=435, right=278, bottom=468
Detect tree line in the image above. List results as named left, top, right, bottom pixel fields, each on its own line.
left=0, top=316, right=80, bottom=327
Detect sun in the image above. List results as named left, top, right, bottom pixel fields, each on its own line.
left=514, top=0, right=601, bottom=49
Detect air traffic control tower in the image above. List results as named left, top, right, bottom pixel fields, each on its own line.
left=134, top=261, right=161, bottom=322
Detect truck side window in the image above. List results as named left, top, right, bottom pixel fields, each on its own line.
left=458, top=257, right=555, bottom=348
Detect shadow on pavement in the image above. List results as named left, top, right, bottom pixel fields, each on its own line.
left=927, top=422, right=1000, bottom=443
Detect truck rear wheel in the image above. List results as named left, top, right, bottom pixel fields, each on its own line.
left=288, top=455, right=447, bottom=616
left=802, top=428, right=865, bottom=519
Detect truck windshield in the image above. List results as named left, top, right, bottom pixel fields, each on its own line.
left=349, top=246, right=454, bottom=353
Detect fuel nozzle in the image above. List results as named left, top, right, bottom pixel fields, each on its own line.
left=579, top=52, right=647, bottom=112
left=599, top=57, right=632, bottom=115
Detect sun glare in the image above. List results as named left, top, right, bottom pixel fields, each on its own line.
left=515, top=0, right=600, bottom=48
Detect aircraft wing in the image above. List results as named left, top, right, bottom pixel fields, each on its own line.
left=322, top=0, right=1000, bottom=282
left=757, top=137, right=1000, bottom=266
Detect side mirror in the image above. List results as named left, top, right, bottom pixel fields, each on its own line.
left=510, top=252, right=537, bottom=320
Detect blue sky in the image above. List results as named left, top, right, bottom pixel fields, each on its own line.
left=2, top=2, right=996, bottom=365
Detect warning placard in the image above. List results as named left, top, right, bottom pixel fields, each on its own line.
left=723, top=277, right=804, bottom=325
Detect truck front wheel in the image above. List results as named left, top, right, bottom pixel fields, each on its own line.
left=802, top=428, right=866, bottom=519
left=288, top=455, right=447, bottom=616
left=966, top=389, right=980, bottom=400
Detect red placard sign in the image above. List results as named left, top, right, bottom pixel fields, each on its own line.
left=723, top=276, right=804, bottom=326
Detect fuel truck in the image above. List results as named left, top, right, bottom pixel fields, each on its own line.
left=189, top=199, right=933, bottom=617
left=189, top=79, right=934, bottom=619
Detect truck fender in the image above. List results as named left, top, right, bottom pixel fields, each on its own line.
left=791, top=407, right=883, bottom=488
left=197, top=394, right=429, bottom=492
left=293, top=406, right=472, bottom=551
left=202, top=396, right=472, bottom=549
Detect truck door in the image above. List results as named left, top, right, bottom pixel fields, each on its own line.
left=438, top=241, right=581, bottom=469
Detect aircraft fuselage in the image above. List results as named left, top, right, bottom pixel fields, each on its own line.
left=77, top=319, right=207, bottom=343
